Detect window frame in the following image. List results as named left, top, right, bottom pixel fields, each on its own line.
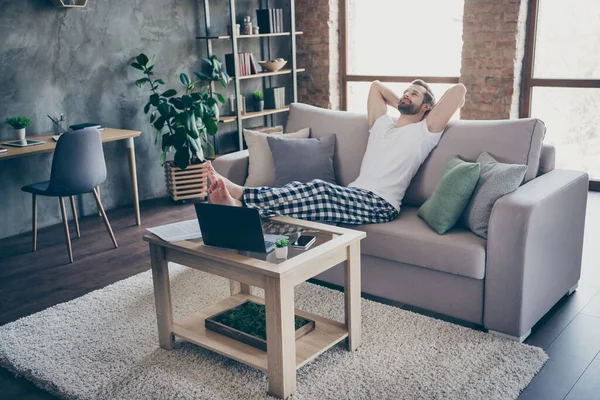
left=340, top=0, right=460, bottom=111
left=521, top=0, right=600, bottom=189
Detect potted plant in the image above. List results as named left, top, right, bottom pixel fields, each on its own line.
left=131, top=53, right=229, bottom=201
left=274, top=237, right=289, bottom=258
left=5, top=116, right=32, bottom=143
left=253, top=90, right=264, bottom=112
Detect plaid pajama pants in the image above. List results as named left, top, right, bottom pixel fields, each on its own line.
left=243, top=179, right=398, bottom=225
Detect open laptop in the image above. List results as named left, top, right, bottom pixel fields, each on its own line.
left=194, top=203, right=285, bottom=253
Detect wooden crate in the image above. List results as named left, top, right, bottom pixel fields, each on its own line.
left=205, top=300, right=316, bottom=351
left=164, top=162, right=208, bottom=201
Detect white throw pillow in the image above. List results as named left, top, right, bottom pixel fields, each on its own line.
left=244, top=127, right=310, bottom=187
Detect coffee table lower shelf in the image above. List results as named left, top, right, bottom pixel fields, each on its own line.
left=172, top=293, right=348, bottom=372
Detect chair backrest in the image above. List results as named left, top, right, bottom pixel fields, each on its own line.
left=47, top=128, right=107, bottom=195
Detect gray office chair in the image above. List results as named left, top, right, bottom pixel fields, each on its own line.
left=22, top=128, right=118, bottom=263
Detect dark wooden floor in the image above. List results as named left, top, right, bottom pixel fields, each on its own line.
left=1, top=195, right=599, bottom=400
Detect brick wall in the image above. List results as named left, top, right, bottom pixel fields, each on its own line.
left=296, top=0, right=529, bottom=120
left=460, top=0, right=529, bottom=119
left=296, top=0, right=340, bottom=109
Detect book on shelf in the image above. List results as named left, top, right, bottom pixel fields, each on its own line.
left=265, top=87, right=285, bottom=109
left=256, top=9, right=272, bottom=34
left=277, top=9, right=283, bottom=32
left=249, top=53, right=259, bottom=74
left=256, top=8, right=283, bottom=33
left=279, top=86, right=285, bottom=108
left=225, top=53, right=258, bottom=77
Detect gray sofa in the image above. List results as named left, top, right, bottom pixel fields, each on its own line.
left=213, top=103, right=589, bottom=342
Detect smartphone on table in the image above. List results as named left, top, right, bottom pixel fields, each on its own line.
left=290, top=234, right=316, bottom=250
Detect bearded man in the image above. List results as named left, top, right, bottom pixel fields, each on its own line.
left=207, top=80, right=467, bottom=224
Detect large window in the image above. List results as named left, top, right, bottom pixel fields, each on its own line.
left=343, top=0, right=464, bottom=113
left=522, top=0, right=600, bottom=183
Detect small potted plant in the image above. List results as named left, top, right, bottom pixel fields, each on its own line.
left=274, top=238, right=289, bottom=258
left=5, top=116, right=33, bottom=143
left=253, top=90, right=264, bottom=112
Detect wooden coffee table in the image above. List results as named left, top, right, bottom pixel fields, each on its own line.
left=143, top=216, right=366, bottom=399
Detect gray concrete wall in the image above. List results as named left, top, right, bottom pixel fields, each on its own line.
left=0, top=0, right=294, bottom=239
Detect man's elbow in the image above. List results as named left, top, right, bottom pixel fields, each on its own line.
left=369, top=80, right=381, bottom=96
left=455, top=83, right=467, bottom=95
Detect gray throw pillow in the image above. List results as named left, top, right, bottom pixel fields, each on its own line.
left=267, top=134, right=336, bottom=187
left=463, top=152, right=527, bottom=239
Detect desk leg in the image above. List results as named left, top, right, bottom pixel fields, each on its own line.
left=150, top=244, right=173, bottom=349
left=32, top=194, right=37, bottom=252
left=265, top=277, right=296, bottom=399
left=345, top=242, right=362, bottom=351
left=230, top=280, right=252, bottom=295
left=126, top=137, right=141, bottom=226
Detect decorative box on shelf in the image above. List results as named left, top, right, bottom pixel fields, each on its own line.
left=50, top=0, right=87, bottom=7
left=164, top=161, right=208, bottom=201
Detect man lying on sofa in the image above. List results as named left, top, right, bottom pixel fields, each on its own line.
left=207, top=80, right=467, bottom=224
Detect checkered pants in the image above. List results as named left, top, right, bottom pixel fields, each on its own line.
left=243, top=179, right=398, bottom=225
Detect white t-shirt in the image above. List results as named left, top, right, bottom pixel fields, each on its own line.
left=348, top=115, right=443, bottom=212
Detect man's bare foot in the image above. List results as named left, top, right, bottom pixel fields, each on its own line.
left=207, top=161, right=244, bottom=200
left=208, top=178, right=242, bottom=207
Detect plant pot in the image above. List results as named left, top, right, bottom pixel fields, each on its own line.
left=15, top=128, right=26, bottom=143
left=275, top=246, right=288, bottom=258
left=164, top=161, right=208, bottom=201
left=254, top=100, right=264, bottom=112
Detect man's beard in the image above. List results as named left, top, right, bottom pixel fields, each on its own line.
left=397, top=100, right=421, bottom=115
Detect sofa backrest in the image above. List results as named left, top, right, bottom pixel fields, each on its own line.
left=404, top=118, right=546, bottom=206
left=286, top=103, right=370, bottom=186
left=285, top=103, right=547, bottom=205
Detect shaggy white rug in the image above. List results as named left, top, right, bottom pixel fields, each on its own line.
left=0, top=264, right=547, bottom=399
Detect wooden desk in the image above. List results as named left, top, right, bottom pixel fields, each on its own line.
left=0, top=128, right=142, bottom=226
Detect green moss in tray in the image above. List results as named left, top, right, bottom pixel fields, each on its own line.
left=212, top=301, right=310, bottom=341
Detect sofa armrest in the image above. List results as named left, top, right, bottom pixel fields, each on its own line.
left=485, top=169, right=588, bottom=338
left=211, top=150, right=249, bottom=186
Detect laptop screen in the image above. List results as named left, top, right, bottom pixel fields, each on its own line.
left=194, top=203, right=269, bottom=253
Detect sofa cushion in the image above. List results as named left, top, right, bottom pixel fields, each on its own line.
left=343, top=207, right=487, bottom=279
left=538, top=144, right=555, bottom=176
left=243, top=127, right=310, bottom=187
left=285, top=103, right=369, bottom=186
left=404, top=118, right=546, bottom=206
left=418, top=157, right=481, bottom=235
left=267, top=134, right=336, bottom=186
left=463, top=152, right=527, bottom=239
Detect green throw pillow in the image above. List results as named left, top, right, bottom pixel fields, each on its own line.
left=418, top=157, right=480, bottom=235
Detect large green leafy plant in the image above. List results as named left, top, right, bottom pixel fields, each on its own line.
left=131, top=53, right=229, bottom=169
